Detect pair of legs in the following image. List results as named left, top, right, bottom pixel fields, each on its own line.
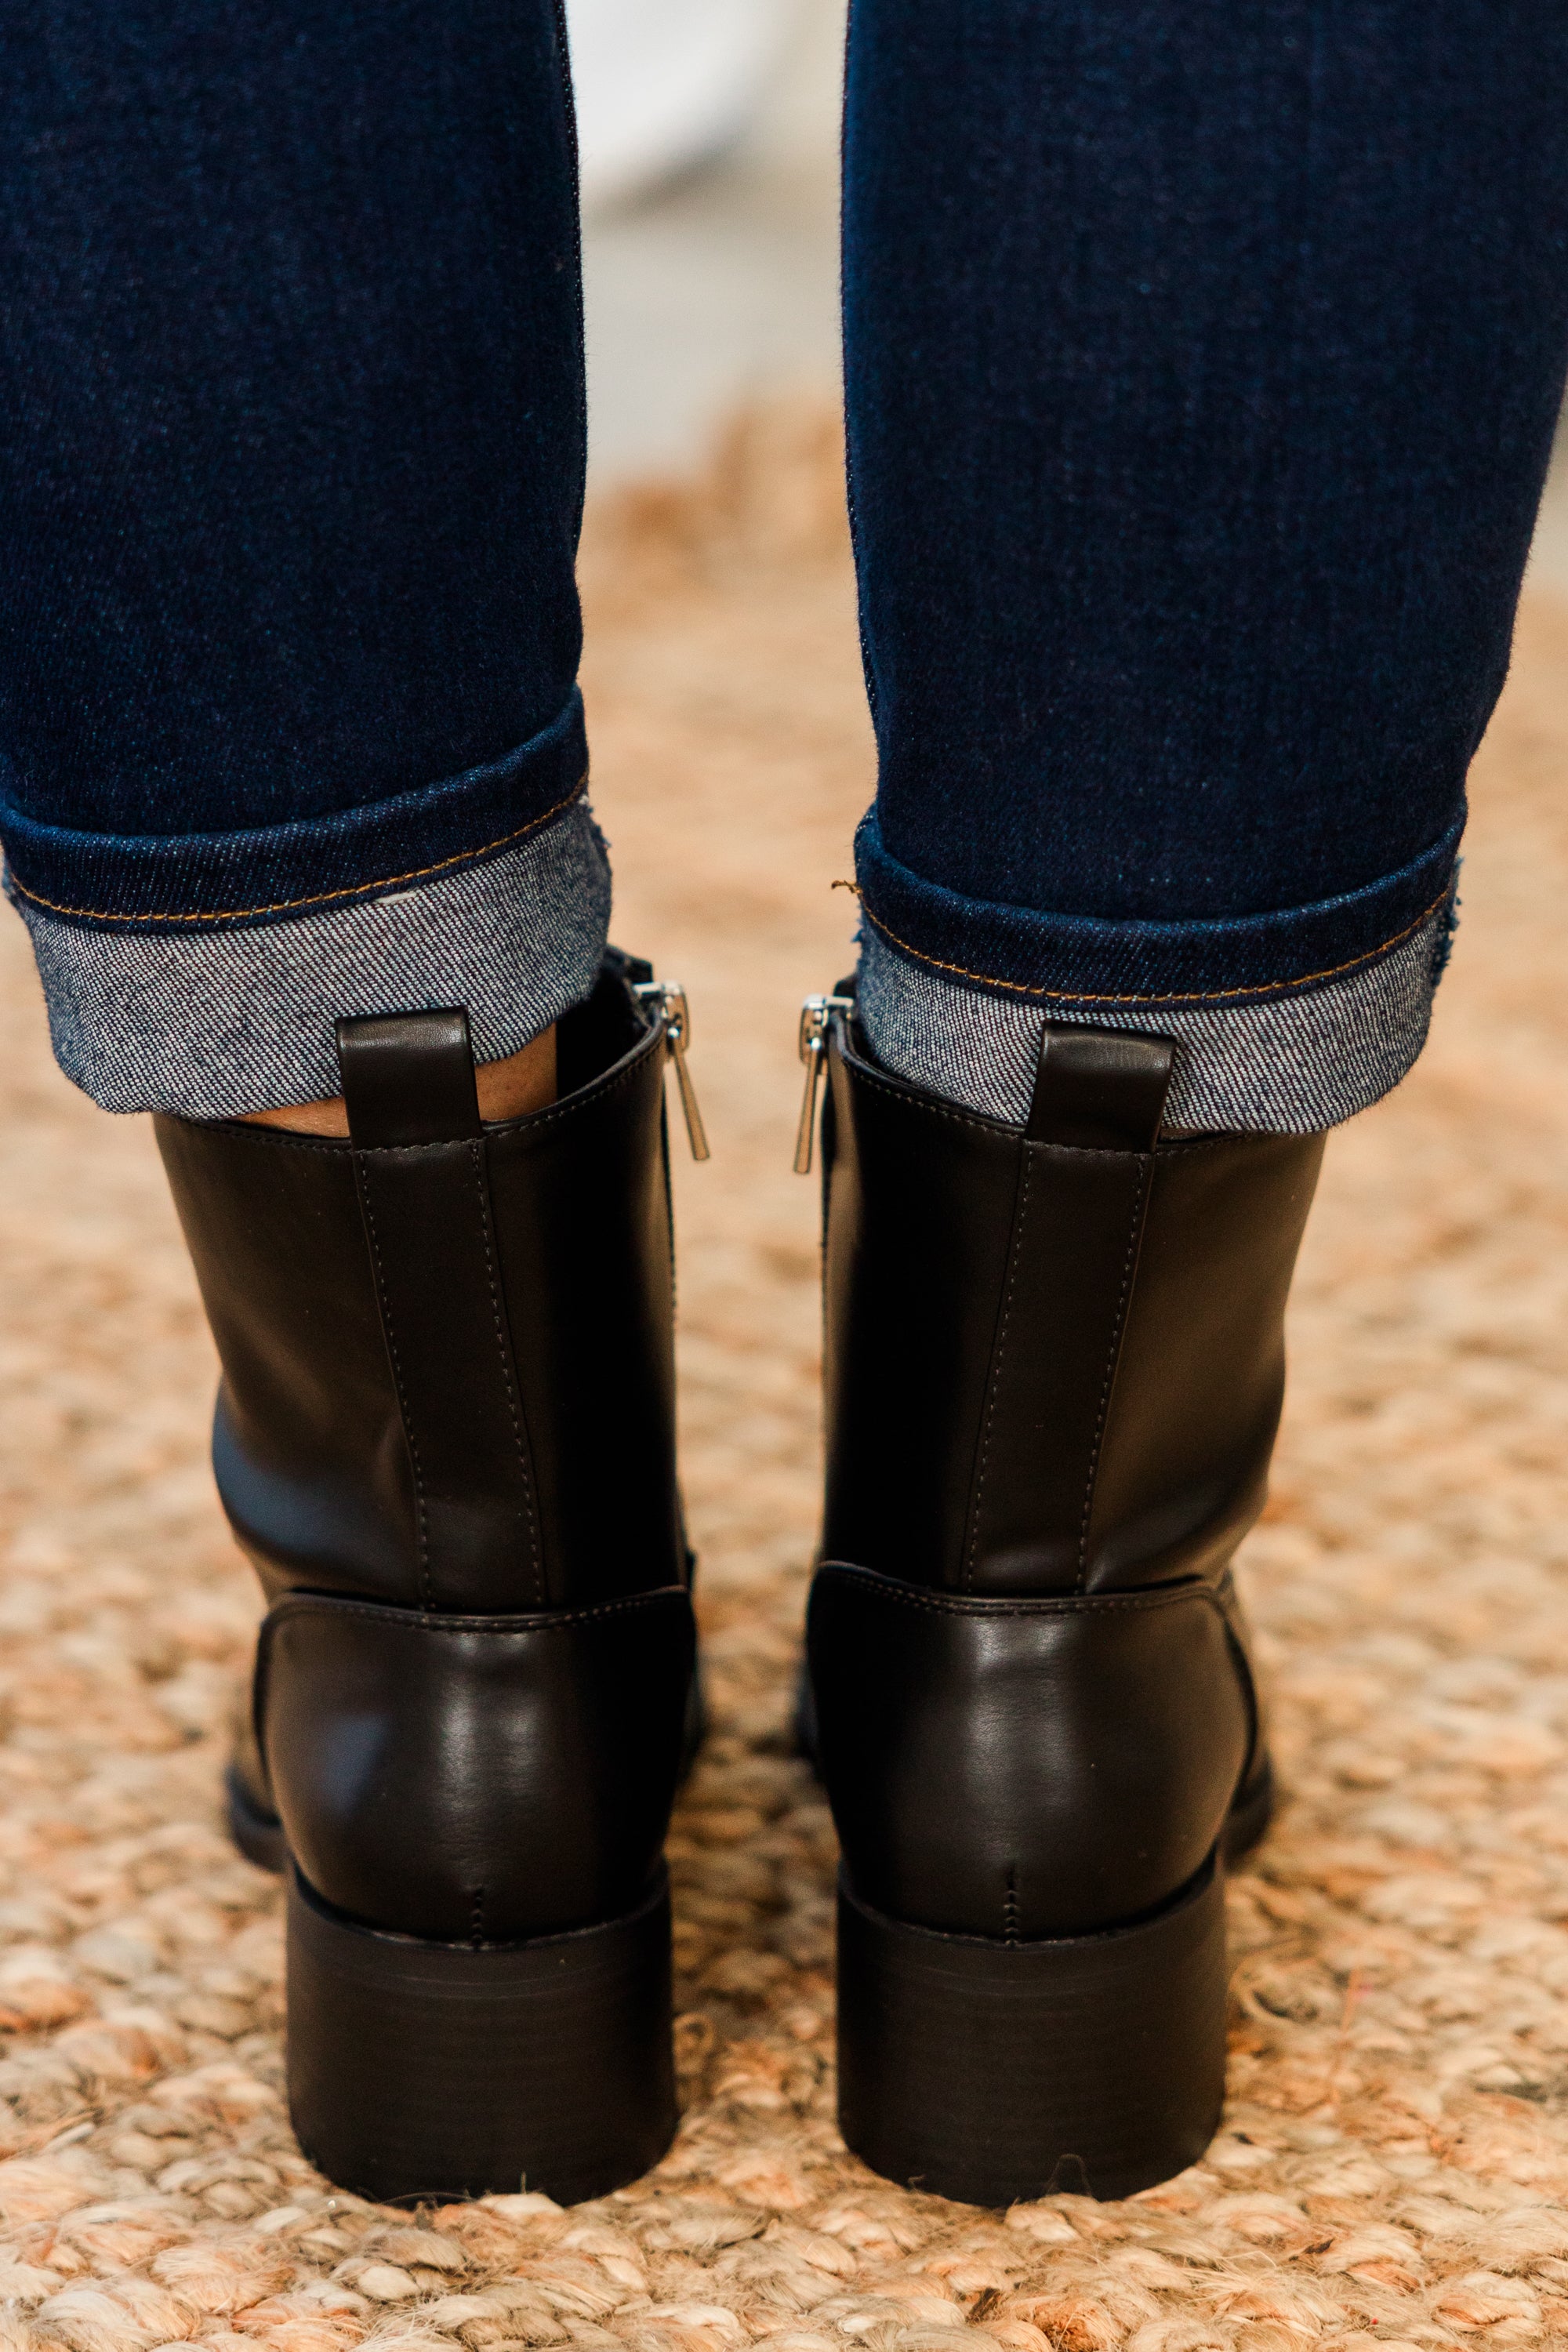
left=2, top=0, right=1567, bottom=2206
left=5, top=2, right=1564, bottom=1120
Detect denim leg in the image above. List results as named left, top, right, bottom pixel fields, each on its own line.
left=0, top=1, right=597, bottom=1112
left=844, top=0, right=1568, bottom=1127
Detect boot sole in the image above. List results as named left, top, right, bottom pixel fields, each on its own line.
left=286, top=1863, right=677, bottom=2205
left=231, top=1712, right=1263, bottom=2207
left=837, top=1853, right=1228, bottom=2205
left=226, top=1778, right=679, bottom=2203
left=836, top=1777, right=1274, bottom=2209
left=223, top=1802, right=680, bottom=2203
left=223, top=1658, right=702, bottom=2204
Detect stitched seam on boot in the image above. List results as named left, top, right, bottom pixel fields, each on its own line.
left=961, top=1145, right=1033, bottom=1589
left=182, top=1021, right=662, bottom=1155
left=813, top=1568, right=1208, bottom=1619
left=469, top=1137, right=544, bottom=1606
left=268, top=1588, right=692, bottom=1630
left=1076, top=1160, right=1150, bottom=1592
left=356, top=1174, right=431, bottom=1611
left=843, top=1061, right=1018, bottom=1138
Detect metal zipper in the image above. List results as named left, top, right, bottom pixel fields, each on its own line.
left=634, top=981, right=710, bottom=1161
left=793, top=993, right=853, bottom=1174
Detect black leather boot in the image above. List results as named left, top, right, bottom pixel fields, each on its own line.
left=797, top=994, right=1323, bottom=2205
left=156, top=956, right=701, bottom=2205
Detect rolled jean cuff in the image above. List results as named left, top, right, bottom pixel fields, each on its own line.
left=855, top=832, right=1462, bottom=1134
left=6, top=796, right=612, bottom=1117
left=854, top=808, right=1465, bottom=1007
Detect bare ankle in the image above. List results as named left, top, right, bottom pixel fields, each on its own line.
left=241, top=1025, right=557, bottom=1136
left=477, top=1025, right=557, bottom=1120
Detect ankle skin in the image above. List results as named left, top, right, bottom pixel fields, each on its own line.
left=241, top=1023, right=558, bottom=1134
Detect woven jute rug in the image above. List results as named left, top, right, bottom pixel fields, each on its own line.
left=2, top=412, right=1568, bottom=2352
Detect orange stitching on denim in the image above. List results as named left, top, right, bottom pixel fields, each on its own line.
left=6, top=778, right=587, bottom=927
left=859, top=882, right=1453, bottom=1006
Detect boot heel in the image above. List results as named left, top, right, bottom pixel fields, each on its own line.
left=286, top=1864, right=677, bottom=2206
left=836, top=1857, right=1227, bottom=2206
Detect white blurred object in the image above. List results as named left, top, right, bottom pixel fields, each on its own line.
left=565, top=0, right=797, bottom=211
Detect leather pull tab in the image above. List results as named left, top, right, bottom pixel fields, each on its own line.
left=1026, top=1023, right=1174, bottom=1151
left=336, top=1009, right=482, bottom=1148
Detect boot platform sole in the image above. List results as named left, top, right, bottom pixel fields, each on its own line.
left=837, top=1774, right=1272, bottom=2209
left=286, top=1864, right=677, bottom=2206
left=223, top=1658, right=705, bottom=2205
left=838, top=1775, right=1273, bottom=2208
left=226, top=1778, right=676, bottom=2202
left=228, top=1755, right=1269, bottom=2208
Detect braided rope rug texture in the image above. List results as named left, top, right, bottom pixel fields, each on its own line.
left=0, top=410, right=1565, bottom=2351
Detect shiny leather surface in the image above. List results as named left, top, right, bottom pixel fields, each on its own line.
left=821, top=1020, right=1323, bottom=1598
left=156, top=967, right=685, bottom=1611
left=337, top=1008, right=485, bottom=1146
left=260, top=1587, right=696, bottom=1940
left=343, top=1010, right=541, bottom=1612
left=808, top=1563, right=1250, bottom=1937
left=1026, top=1023, right=1173, bottom=1150
left=811, top=1012, right=1322, bottom=1942
left=157, top=960, right=695, bottom=1942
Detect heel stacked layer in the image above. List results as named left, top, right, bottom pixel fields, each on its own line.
left=288, top=1864, right=677, bottom=2207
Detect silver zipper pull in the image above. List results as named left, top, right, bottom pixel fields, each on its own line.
left=793, top=993, right=853, bottom=1174
left=635, top=980, right=710, bottom=1161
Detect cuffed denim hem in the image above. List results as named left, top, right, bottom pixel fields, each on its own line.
left=855, top=808, right=1464, bottom=1006
left=0, top=695, right=589, bottom=927
left=858, top=899, right=1453, bottom=1135
left=6, top=797, right=612, bottom=1118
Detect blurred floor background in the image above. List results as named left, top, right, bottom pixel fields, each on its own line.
left=580, top=0, right=840, bottom=481
left=1533, top=438, right=1568, bottom=596
left=579, top=0, right=1568, bottom=590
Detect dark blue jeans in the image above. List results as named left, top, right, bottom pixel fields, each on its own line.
left=2, top=2, right=1566, bottom=1119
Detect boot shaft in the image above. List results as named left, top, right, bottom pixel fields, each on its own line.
left=156, top=959, right=685, bottom=1613
left=821, top=1014, right=1323, bottom=1598
left=811, top=1007, right=1323, bottom=1936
